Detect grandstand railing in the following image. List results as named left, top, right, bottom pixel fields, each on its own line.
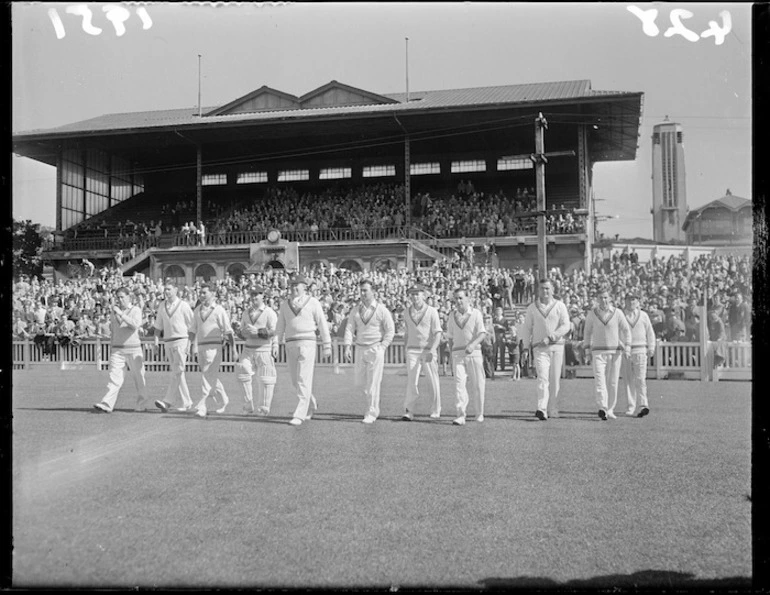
left=12, top=338, right=750, bottom=381
left=45, top=212, right=589, bottom=253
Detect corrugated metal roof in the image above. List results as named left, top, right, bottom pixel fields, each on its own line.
left=15, top=79, right=640, bottom=137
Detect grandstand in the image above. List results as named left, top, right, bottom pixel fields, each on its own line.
left=13, top=79, right=643, bottom=283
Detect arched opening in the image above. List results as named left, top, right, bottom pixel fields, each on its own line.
left=195, top=263, right=216, bottom=282
left=339, top=259, right=363, bottom=272
left=226, top=262, right=246, bottom=282
left=163, top=264, right=186, bottom=286
left=265, top=260, right=285, bottom=270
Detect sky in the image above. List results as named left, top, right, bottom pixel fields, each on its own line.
left=11, top=2, right=753, bottom=239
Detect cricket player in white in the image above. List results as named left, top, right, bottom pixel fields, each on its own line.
left=521, top=279, right=571, bottom=420
left=583, top=289, right=632, bottom=420
left=276, top=274, right=332, bottom=426
left=620, top=293, right=655, bottom=418
left=153, top=279, right=195, bottom=412
left=401, top=284, right=442, bottom=421
left=344, top=279, right=395, bottom=424
left=446, top=288, right=487, bottom=425
left=236, top=285, right=278, bottom=416
left=189, top=283, right=235, bottom=418
left=93, top=286, right=148, bottom=413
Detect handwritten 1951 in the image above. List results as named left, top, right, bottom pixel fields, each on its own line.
left=627, top=6, right=732, bottom=46
left=48, top=4, right=153, bottom=39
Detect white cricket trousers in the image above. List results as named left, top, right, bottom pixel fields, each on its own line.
left=101, top=346, right=147, bottom=409
left=403, top=349, right=441, bottom=416
left=592, top=350, right=623, bottom=413
left=194, top=345, right=228, bottom=412
left=164, top=338, right=192, bottom=409
left=237, top=348, right=277, bottom=412
left=533, top=344, right=564, bottom=416
left=286, top=340, right=317, bottom=420
left=620, top=351, right=649, bottom=413
left=355, top=343, right=386, bottom=418
left=452, top=350, right=485, bottom=419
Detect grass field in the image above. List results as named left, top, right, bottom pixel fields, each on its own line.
left=11, top=365, right=752, bottom=589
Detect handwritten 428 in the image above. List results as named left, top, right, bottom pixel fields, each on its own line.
left=627, top=6, right=732, bottom=46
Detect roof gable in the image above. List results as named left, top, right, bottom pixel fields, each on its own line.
left=299, top=80, right=398, bottom=108
left=205, top=86, right=300, bottom=116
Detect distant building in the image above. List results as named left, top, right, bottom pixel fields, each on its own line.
left=682, top=189, right=752, bottom=246
left=651, top=117, right=687, bottom=243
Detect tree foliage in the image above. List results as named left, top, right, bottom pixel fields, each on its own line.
left=12, top=219, right=44, bottom=279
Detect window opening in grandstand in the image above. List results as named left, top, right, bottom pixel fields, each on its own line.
left=236, top=172, right=268, bottom=184
left=277, top=169, right=310, bottom=182
left=410, top=162, right=440, bottom=176
left=319, top=167, right=352, bottom=180
left=362, top=165, right=396, bottom=178
left=497, top=157, right=534, bottom=171
left=451, top=160, right=487, bottom=174
left=202, top=174, right=227, bottom=186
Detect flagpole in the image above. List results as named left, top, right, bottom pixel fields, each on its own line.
left=197, top=54, right=202, bottom=117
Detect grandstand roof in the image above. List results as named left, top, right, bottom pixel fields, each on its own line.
left=15, top=79, right=638, bottom=136
left=13, top=79, right=643, bottom=165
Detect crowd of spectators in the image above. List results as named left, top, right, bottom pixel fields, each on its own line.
left=13, top=250, right=751, bottom=372
left=211, top=184, right=408, bottom=238
left=415, top=185, right=584, bottom=239
left=58, top=182, right=589, bottom=252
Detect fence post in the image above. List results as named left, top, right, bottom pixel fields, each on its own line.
left=655, top=343, right=663, bottom=380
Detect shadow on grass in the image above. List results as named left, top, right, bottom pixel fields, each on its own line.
left=479, top=570, right=752, bottom=590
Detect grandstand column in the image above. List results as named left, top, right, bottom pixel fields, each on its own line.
left=56, top=150, right=63, bottom=231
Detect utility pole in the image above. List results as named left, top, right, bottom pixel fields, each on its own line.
left=404, top=136, right=411, bottom=230
left=532, top=112, right=549, bottom=277
left=196, top=145, right=202, bottom=228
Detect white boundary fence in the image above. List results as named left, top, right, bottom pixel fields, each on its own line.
left=12, top=338, right=750, bottom=382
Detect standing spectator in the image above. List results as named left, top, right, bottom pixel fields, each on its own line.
left=491, top=306, right=509, bottom=373
left=481, top=314, right=496, bottom=379
left=198, top=220, right=206, bottom=246
left=728, top=292, right=751, bottom=341
left=445, top=288, right=487, bottom=425
left=707, top=309, right=728, bottom=368
left=343, top=278, right=395, bottom=424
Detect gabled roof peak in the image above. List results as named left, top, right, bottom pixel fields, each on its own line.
left=206, top=80, right=397, bottom=117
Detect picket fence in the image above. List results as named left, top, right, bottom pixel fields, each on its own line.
left=12, top=338, right=750, bottom=382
